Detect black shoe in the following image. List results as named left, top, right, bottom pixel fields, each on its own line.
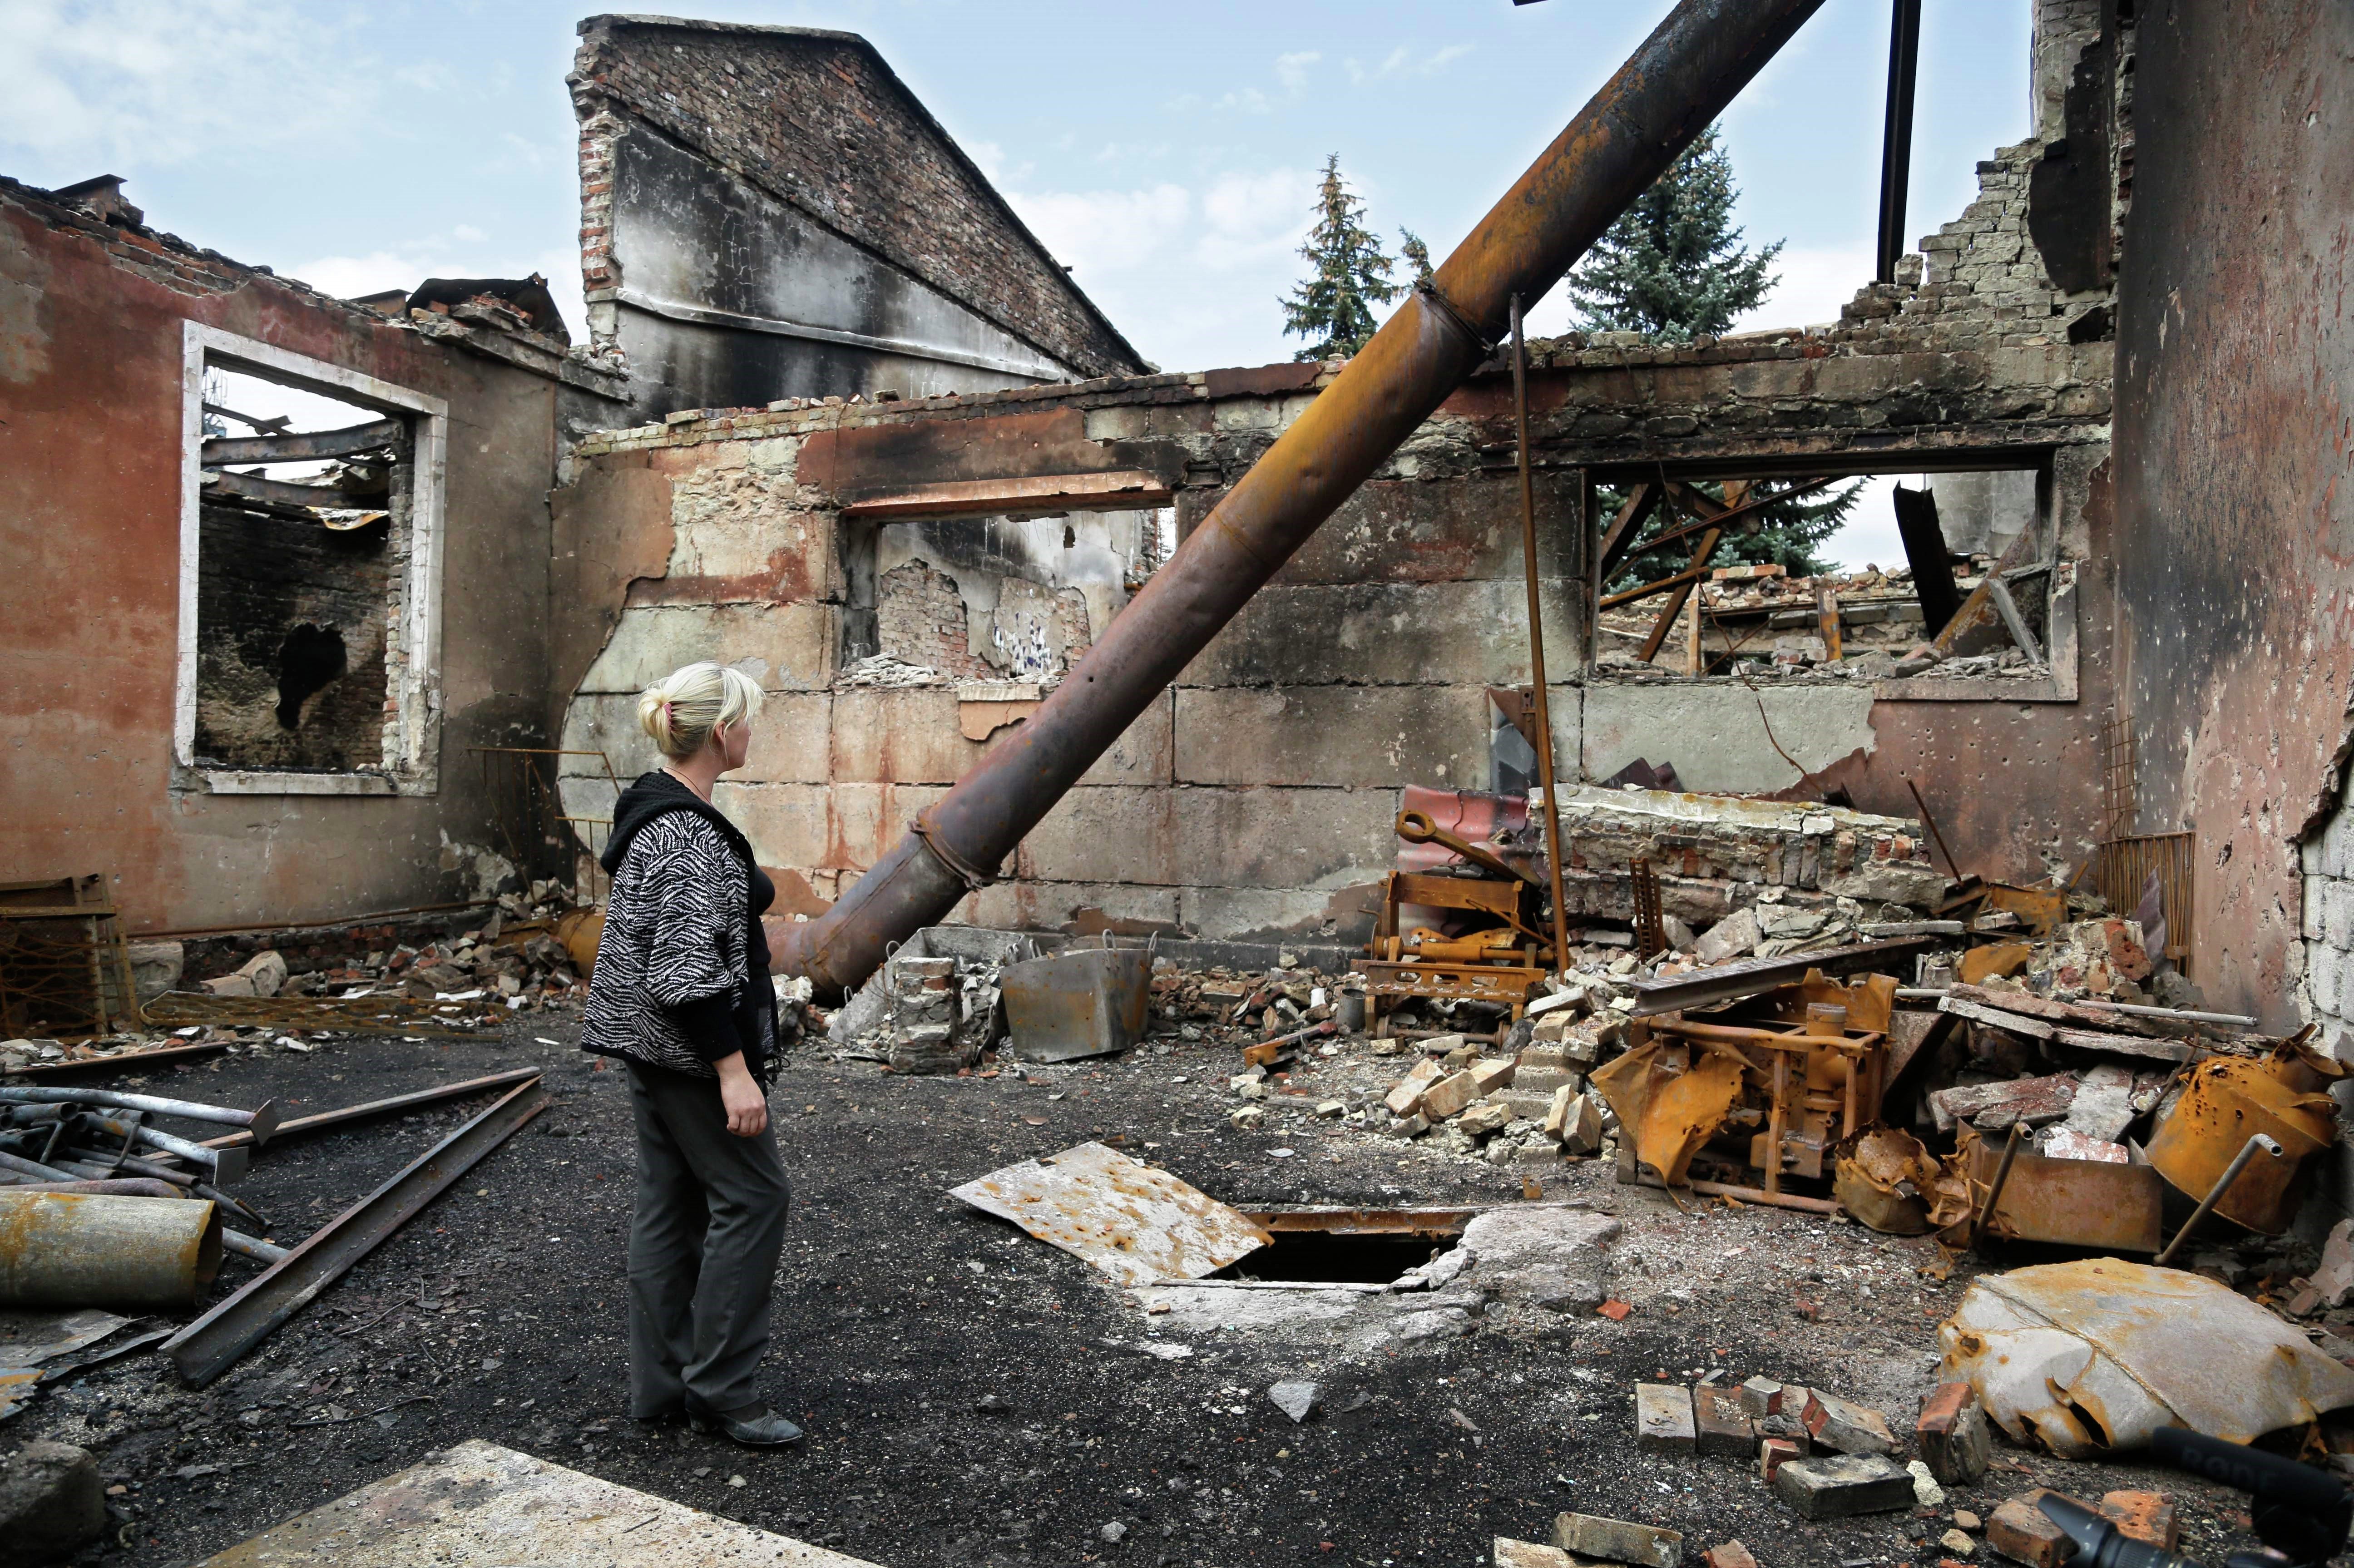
left=688, top=1402, right=805, bottom=1446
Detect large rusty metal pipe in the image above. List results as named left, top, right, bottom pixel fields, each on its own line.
left=0, top=1190, right=224, bottom=1308
left=776, top=0, right=1828, bottom=1001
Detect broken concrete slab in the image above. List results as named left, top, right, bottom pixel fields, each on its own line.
left=1771, top=1453, right=1916, bottom=1519
left=1929, top=1072, right=2078, bottom=1134
left=1455, top=1207, right=1619, bottom=1314
left=194, top=1439, right=879, bottom=1566
left=1551, top=1510, right=1681, bottom=1568
left=1693, top=908, right=1761, bottom=966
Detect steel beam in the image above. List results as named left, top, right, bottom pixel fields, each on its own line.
left=164, top=1080, right=547, bottom=1387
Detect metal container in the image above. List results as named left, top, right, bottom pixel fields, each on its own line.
left=0, top=1191, right=223, bottom=1308
left=999, top=945, right=1153, bottom=1063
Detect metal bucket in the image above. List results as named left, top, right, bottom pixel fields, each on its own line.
left=999, top=945, right=1154, bottom=1063
left=0, top=1191, right=224, bottom=1308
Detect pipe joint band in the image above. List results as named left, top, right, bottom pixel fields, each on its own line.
left=1415, top=280, right=1498, bottom=354
left=910, top=817, right=997, bottom=893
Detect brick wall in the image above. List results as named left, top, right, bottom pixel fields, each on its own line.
left=876, top=560, right=994, bottom=680
left=569, top=17, right=1142, bottom=380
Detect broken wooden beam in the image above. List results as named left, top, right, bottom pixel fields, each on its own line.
left=201, top=417, right=403, bottom=466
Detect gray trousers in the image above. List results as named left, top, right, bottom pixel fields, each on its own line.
left=624, top=1061, right=791, bottom=1417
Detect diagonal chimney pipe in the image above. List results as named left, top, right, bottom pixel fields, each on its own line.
left=776, top=0, right=1827, bottom=1001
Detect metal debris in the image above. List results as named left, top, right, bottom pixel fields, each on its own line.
left=949, top=1141, right=1270, bottom=1288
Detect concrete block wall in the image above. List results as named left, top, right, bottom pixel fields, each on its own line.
left=2301, top=803, right=2354, bottom=1046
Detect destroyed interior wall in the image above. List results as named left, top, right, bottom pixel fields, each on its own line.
left=2113, top=0, right=2354, bottom=1031
left=570, top=15, right=1147, bottom=420
left=0, top=177, right=620, bottom=932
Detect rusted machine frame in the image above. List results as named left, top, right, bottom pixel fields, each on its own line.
left=0, top=875, right=142, bottom=1040
left=1508, top=296, right=1573, bottom=981
left=1363, top=867, right=1550, bottom=1036
left=773, top=0, right=1831, bottom=1002
left=1649, top=1015, right=1886, bottom=1199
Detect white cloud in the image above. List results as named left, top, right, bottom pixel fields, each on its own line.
left=1004, top=184, right=1191, bottom=277
left=1345, top=43, right=1473, bottom=85
left=1274, top=50, right=1319, bottom=93
left=0, top=0, right=377, bottom=168
left=1733, top=242, right=1875, bottom=333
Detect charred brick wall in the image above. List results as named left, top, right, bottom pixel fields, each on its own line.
left=2113, top=1, right=2354, bottom=1028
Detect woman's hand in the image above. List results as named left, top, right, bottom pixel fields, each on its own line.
left=714, top=1052, right=768, bottom=1138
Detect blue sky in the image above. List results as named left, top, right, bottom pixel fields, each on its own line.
left=4, top=0, right=2036, bottom=563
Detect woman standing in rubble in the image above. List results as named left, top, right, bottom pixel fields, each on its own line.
left=581, top=660, right=802, bottom=1447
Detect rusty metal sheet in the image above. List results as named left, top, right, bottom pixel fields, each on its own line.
left=1590, top=1042, right=1746, bottom=1187
left=1940, top=1259, right=2354, bottom=1457
left=950, top=1141, right=1269, bottom=1287
left=199, top=1439, right=880, bottom=1567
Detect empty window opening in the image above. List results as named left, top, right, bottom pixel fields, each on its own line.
left=179, top=323, right=448, bottom=794
left=1589, top=466, right=2051, bottom=683
left=193, top=367, right=403, bottom=772
left=843, top=506, right=1169, bottom=687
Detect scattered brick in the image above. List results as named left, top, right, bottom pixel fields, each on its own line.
left=1551, top=1511, right=1681, bottom=1568
left=1917, top=1381, right=1993, bottom=1485
left=1635, top=1383, right=1695, bottom=1453
left=1772, top=1454, right=1917, bottom=1520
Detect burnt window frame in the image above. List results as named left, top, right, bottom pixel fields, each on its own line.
left=176, top=322, right=451, bottom=796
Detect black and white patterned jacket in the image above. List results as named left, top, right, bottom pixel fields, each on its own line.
left=581, top=772, right=776, bottom=1080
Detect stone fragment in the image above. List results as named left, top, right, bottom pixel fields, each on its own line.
left=1693, top=1384, right=1756, bottom=1458
left=202, top=972, right=257, bottom=998
left=126, top=939, right=183, bottom=1001
left=1773, top=1453, right=1916, bottom=1520
left=1099, top=1521, right=1127, bottom=1543
left=1954, top=1510, right=1982, bottom=1531
left=1519, top=1042, right=1571, bottom=1069
left=1635, top=1383, right=1695, bottom=1453
left=1458, top=1101, right=1512, bottom=1138
left=237, top=948, right=289, bottom=997
left=1695, top=908, right=1761, bottom=965
left=1986, top=1494, right=2075, bottom=1568
left=1701, top=1543, right=1758, bottom=1568
left=1514, top=1066, right=1580, bottom=1096
left=0, top=1440, right=104, bottom=1564
left=1469, top=1057, right=1517, bottom=1093
left=1551, top=1511, right=1681, bottom=1568
left=1419, top=1033, right=1468, bottom=1057
left=1908, top=1459, right=1947, bottom=1507
left=1758, top=1436, right=1803, bottom=1482
left=1940, top=1528, right=1977, bottom=1557
left=1917, top=1381, right=1993, bottom=1486
left=1230, top=1105, right=1266, bottom=1130
left=1385, top=1059, right=1445, bottom=1116
left=2314, top=1218, right=2354, bottom=1308
left=2099, top=1491, right=2177, bottom=1549
left=1801, top=1387, right=1897, bottom=1455
left=1418, top=1070, right=1481, bottom=1120
left=1458, top=1208, right=1618, bottom=1312
left=1756, top=1410, right=1811, bottom=1453
left=1550, top=1092, right=1605, bottom=1155
left=1267, top=1382, right=1318, bottom=1424
left=1493, top=1539, right=1574, bottom=1568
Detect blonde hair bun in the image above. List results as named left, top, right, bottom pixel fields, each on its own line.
left=638, top=662, right=764, bottom=759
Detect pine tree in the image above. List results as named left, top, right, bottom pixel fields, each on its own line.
left=1570, top=125, right=1857, bottom=584
left=1279, top=155, right=1400, bottom=361
left=1399, top=228, right=1433, bottom=286
left=1566, top=125, right=1778, bottom=341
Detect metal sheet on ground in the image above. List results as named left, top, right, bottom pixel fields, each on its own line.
left=950, top=1141, right=1269, bottom=1287
left=198, top=1439, right=883, bottom=1567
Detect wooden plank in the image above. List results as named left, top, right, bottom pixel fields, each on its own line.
left=1929, top=523, right=2038, bottom=657
left=1890, top=483, right=1963, bottom=634
left=201, top=469, right=383, bottom=509
left=1595, top=482, right=1660, bottom=580
left=1639, top=527, right=1722, bottom=663
left=2051, top=1028, right=2191, bottom=1063
left=841, top=470, right=1172, bottom=520
left=200, top=418, right=402, bottom=465
left=1615, top=478, right=1834, bottom=565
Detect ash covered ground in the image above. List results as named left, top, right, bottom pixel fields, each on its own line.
left=20, top=1013, right=2291, bottom=1568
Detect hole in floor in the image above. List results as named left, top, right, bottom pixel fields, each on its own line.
left=1222, top=1230, right=1453, bottom=1284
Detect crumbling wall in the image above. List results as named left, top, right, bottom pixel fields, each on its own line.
left=0, top=176, right=589, bottom=931
left=2114, top=1, right=2354, bottom=1027
left=569, top=16, right=1146, bottom=418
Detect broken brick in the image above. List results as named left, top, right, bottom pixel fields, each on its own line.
left=1493, top=1540, right=1573, bottom=1568
left=1693, top=1383, right=1756, bottom=1459
left=1758, top=1436, right=1803, bottom=1482
left=1801, top=1387, right=1897, bottom=1455
left=1738, top=1375, right=1785, bottom=1418
left=1772, top=1454, right=1915, bottom=1520
left=1701, top=1543, right=1758, bottom=1568
left=2099, top=1491, right=2177, bottom=1550
left=1417, top=1070, right=1481, bottom=1120
left=1634, top=1383, right=1695, bottom=1453
left=1551, top=1511, right=1681, bottom=1568
left=1986, top=1493, right=2075, bottom=1568
left=1917, top=1381, right=1992, bottom=1486
left=1468, top=1056, right=1516, bottom=1094
left=1384, top=1059, right=1444, bottom=1117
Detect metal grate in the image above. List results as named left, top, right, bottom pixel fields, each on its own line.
left=0, top=875, right=142, bottom=1039
left=2087, top=831, right=2193, bottom=978
left=1630, top=856, right=1667, bottom=959
left=2100, top=713, right=2137, bottom=840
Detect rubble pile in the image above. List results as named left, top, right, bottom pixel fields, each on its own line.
left=1596, top=554, right=2051, bottom=682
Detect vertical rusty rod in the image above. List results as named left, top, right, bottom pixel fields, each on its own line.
left=1511, top=296, right=1573, bottom=978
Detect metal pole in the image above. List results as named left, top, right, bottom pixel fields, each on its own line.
left=1511, top=296, right=1575, bottom=979
left=2155, top=1133, right=2283, bottom=1266
left=771, top=0, right=1831, bottom=1001
left=1968, top=1123, right=2024, bottom=1249
left=1877, top=0, right=1923, bottom=283
left=0, top=1085, right=279, bottom=1143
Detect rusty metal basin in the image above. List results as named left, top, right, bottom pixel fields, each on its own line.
left=999, top=945, right=1153, bottom=1063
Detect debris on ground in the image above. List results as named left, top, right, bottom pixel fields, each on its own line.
left=0, top=1438, right=104, bottom=1564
